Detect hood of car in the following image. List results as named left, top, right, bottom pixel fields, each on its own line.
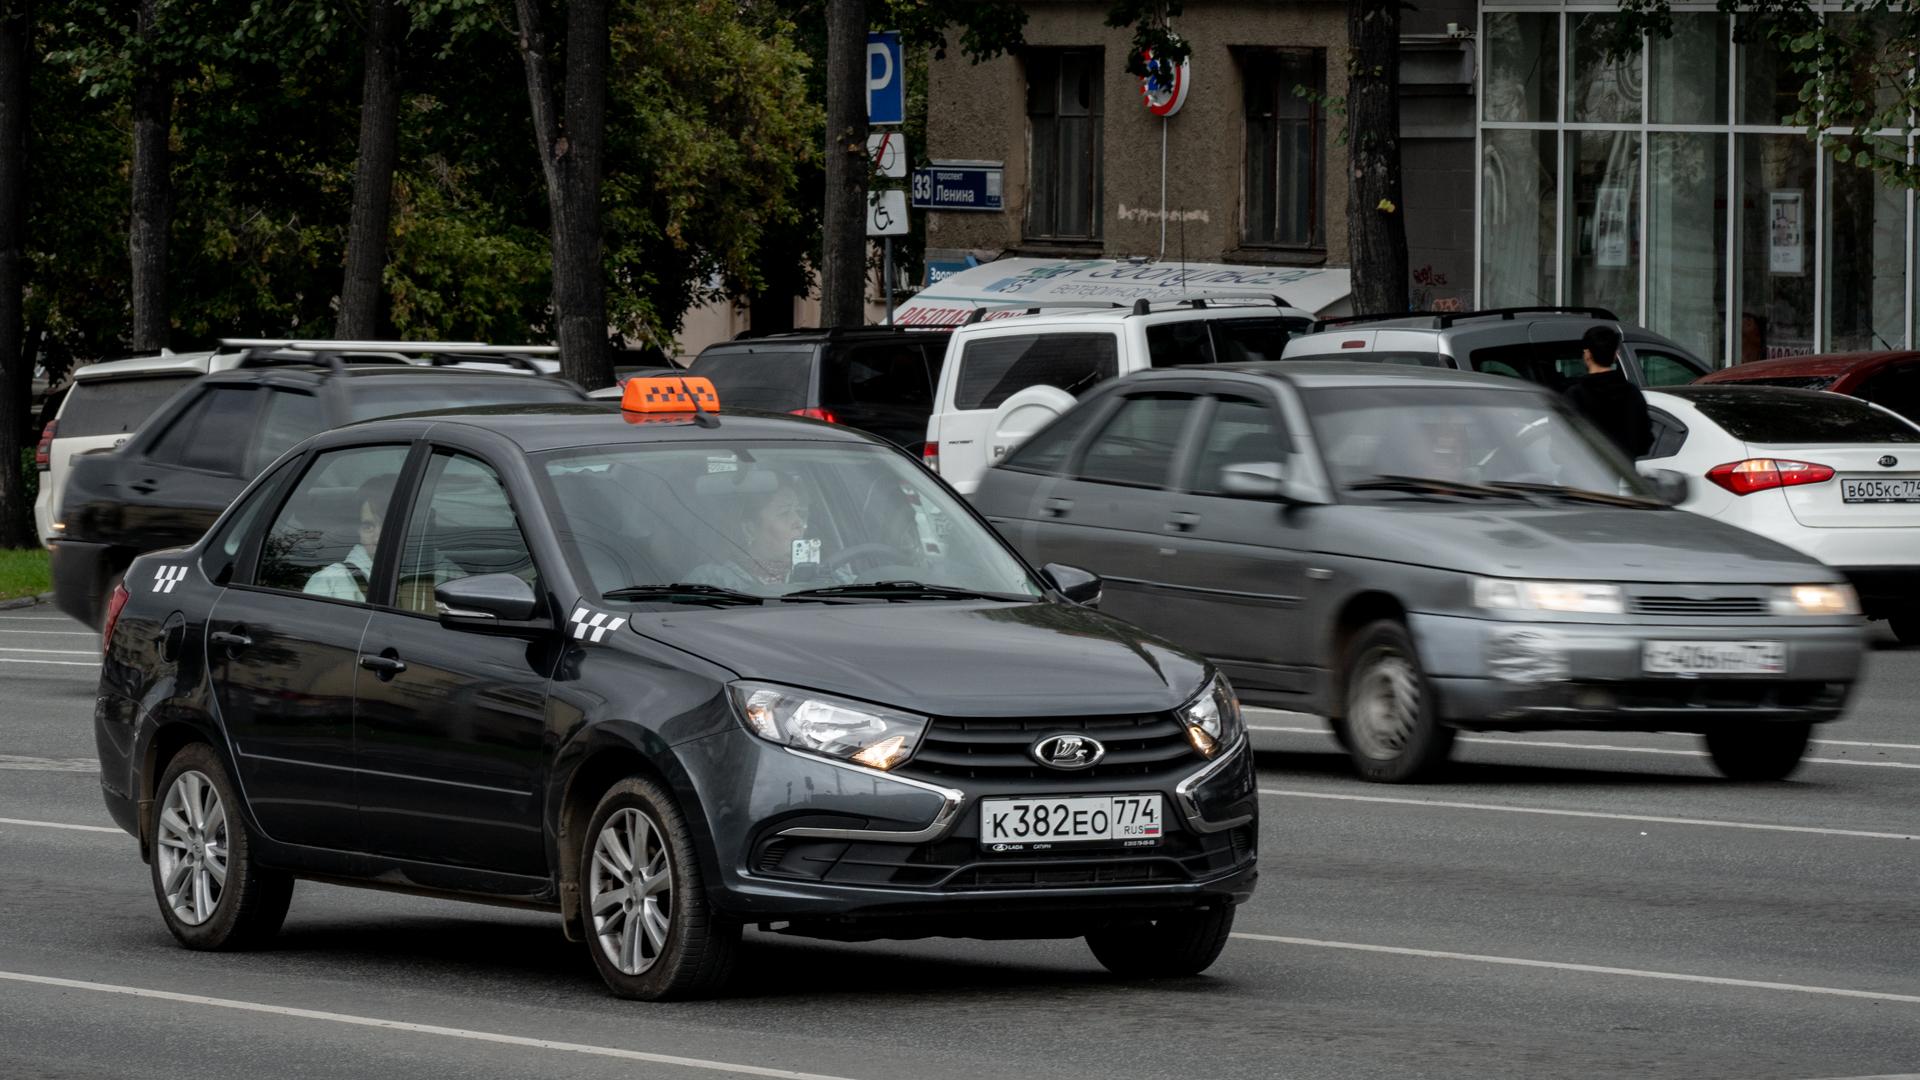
left=625, top=600, right=1207, bottom=717
left=1332, top=504, right=1835, bottom=584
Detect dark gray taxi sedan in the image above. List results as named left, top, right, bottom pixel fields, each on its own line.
left=973, top=363, right=1865, bottom=783
left=93, top=383, right=1257, bottom=1000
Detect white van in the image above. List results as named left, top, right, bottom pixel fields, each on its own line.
left=34, top=351, right=239, bottom=544
left=923, top=299, right=1311, bottom=494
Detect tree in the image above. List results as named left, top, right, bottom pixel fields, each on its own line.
left=1615, top=0, right=1918, bottom=189
left=336, top=0, right=402, bottom=340
left=513, top=0, right=612, bottom=388
left=128, top=0, right=171, bottom=351
left=817, top=0, right=864, bottom=327
left=0, top=0, right=31, bottom=547
left=1345, top=0, right=1408, bottom=313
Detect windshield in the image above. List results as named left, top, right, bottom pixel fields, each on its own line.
left=1305, top=385, right=1655, bottom=500
left=539, top=441, right=1044, bottom=601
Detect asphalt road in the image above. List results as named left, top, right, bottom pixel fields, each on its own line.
left=2, top=606, right=1916, bottom=1080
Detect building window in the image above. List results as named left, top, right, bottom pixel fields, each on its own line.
left=1026, top=49, right=1103, bottom=241
left=1243, top=49, right=1325, bottom=249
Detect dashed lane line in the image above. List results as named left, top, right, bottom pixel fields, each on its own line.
left=1250, top=724, right=1920, bottom=768
left=0, top=658, right=98, bottom=667
left=1232, top=934, right=1920, bottom=1006
left=0, top=971, right=868, bottom=1080
left=1258, top=788, right=1918, bottom=841
left=0, top=755, right=100, bottom=773
left=0, top=817, right=121, bottom=834
left=0, top=646, right=99, bottom=656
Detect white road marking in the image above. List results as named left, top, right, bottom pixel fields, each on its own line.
left=0, top=755, right=100, bottom=773
left=0, top=615, right=71, bottom=622
left=1232, top=934, right=1920, bottom=1006
left=1259, top=788, right=1918, bottom=841
left=0, top=629, right=98, bottom=636
left=0, top=970, right=867, bottom=1080
left=1249, top=725, right=1920, bottom=769
left=0, top=657, right=99, bottom=667
left=0, top=817, right=121, bottom=834
left=0, top=646, right=99, bottom=656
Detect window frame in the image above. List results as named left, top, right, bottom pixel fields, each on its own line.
left=141, top=385, right=269, bottom=479
left=1024, top=47, right=1105, bottom=242
left=1240, top=46, right=1326, bottom=251
left=1071, top=389, right=1208, bottom=492
left=379, top=445, right=547, bottom=622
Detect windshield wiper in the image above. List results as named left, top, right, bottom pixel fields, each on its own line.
left=601, top=583, right=764, bottom=605
left=1486, top=481, right=1661, bottom=508
left=1345, top=474, right=1527, bottom=500
left=784, top=580, right=1023, bottom=602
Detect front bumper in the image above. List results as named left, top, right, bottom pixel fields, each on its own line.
left=1409, top=612, right=1863, bottom=731
left=676, top=727, right=1259, bottom=937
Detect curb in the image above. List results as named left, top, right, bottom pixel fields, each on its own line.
left=0, top=591, right=54, bottom=611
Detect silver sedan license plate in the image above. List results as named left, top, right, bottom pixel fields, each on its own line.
left=1842, top=478, right=1920, bottom=503
left=1643, top=640, right=1785, bottom=675
left=979, top=794, right=1163, bottom=852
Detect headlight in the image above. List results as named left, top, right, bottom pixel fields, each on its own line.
left=1771, top=583, right=1860, bottom=617
left=1177, top=672, right=1242, bottom=758
left=728, top=682, right=929, bottom=771
left=1473, top=578, right=1626, bottom=615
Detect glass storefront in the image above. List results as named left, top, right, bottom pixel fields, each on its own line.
left=1480, top=3, right=1917, bottom=366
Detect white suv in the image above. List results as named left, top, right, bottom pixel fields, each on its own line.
left=923, top=299, right=1311, bottom=494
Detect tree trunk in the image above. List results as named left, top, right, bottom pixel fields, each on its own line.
left=338, top=0, right=403, bottom=342
left=819, top=0, right=867, bottom=327
left=128, top=0, right=171, bottom=353
left=513, top=0, right=612, bottom=389
left=0, top=0, right=33, bottom=548
left=1346, top=0, right=1409, bottom=315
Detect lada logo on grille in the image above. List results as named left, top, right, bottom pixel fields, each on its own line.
left=1032, top=734, right=1105, bottom=770
left=1880, top=455, right=1899, bottom=468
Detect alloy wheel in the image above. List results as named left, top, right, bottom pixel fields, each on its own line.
left=155, top=770, right=228, bottom=926
left=588, top=807, right=674, bottom=976
left=1351, top=652, right=1421, bottom=761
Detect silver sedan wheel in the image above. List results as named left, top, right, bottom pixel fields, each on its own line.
left=155, top=770, right=228, bottom=926
left=1351, top=652, right=1422, bottom=761
left=588, top=807, right=673, bottom=976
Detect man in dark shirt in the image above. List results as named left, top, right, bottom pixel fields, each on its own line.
left=1564, top=325, right=1652, bottom=458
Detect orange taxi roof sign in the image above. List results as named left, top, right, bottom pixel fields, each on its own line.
left=622, top=375, right=720, bottom=414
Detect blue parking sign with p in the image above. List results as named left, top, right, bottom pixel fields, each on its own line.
left=867, top=31, right=903, bottom=125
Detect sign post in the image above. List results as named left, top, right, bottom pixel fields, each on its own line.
left=867, top=189, right=908, bottom=324
left=866, top=31, right=905, bottom=325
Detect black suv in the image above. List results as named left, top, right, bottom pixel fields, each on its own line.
left=94, top=387, right=1257, bottom=999
left=52, top=350, right=587, bottom=627
left=688, top=327, right=948, bottom=453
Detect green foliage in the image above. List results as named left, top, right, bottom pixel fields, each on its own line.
left=0, top=545, right=50, bottom=601
left=1105, top=0, right=1187, bottom=77
left=1613, top=0, right=1919, bottom=189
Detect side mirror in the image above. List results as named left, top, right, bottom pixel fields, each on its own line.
left=1219, top=461, right=1289, bottom=499
left=1041, top=563, right=1103, bottom=606
left=435, top=573, right=539, bottom=630
left=1644, top=468, right=1691, bottom=506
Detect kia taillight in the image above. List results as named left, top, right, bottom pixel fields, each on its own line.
left=922, top=441, right=939, bottom=473
left=1706, top=458, right=1835, bottom=495
left=101, top=580, right=131, bottom=650
left=789, top=407, right=839, bottom=424
left=34, top=420, right=54, bottom=471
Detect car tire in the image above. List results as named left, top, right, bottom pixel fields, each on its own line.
left=1888, top=615, right=1920, bottom=647
left=1342, top=620, right=1455, bottom=783
left=581, top=775, right=739, bottom=1001
left=150, top=743, right=294, bottom=950
left=1085, top=906, right=1235, bottom=978
left=1704, top=723, right=1812, bottom=781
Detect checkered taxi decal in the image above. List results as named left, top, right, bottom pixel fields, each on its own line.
left=569, top=607, right=628, bottom=643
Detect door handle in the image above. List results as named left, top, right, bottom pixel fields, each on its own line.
left=359, top=652, right=407, bottom=679
left=209, top=629, right=252, bottom=652
left=1164, top=511, right=1201, bottom=532
left=1042, top=497, right=1074, bottom=517
left=129, top=479, right=158, bottom=495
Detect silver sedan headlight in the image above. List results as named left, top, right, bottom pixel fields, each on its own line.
left=729, top=682, right=929, bottom=771
left=1770, top=583, right=1860, bottom=617
left=1177, top=672, right=1243, bottom=758
left=1473, top=578, right=1626, bottom=615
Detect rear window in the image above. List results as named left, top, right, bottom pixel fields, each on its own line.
left=344, top=378, right=584, bottom=422
left=1209, top=317, right=1302, bottom=363
left=1679, top=389, right=1920, bottom=443
left=60, top=374, right=197, bottom=436
left=689, top=347, right=815, bottom=412
left=819, top=343, right=936, bottom=410
left=955, top=333, right=1118, bottom=411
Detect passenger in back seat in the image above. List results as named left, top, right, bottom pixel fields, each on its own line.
left=305, top=474, right=395, bottom=602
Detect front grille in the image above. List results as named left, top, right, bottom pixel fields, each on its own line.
left=752, top=825, right=1250, bottom=891
left=1630, top=595, right=1771, bottom=617
left=905, top=712, right=1199, bottom=781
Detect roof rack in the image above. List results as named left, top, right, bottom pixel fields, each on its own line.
left=1307, top=305, right=1620, bottom=334
left=232, top=348, right=356, bottom=375
left=729, top=325, right=945, bottom=342
left=960, top=300, right=1128, bottom=325
left=1127, top=294, right=1291, bottom=316
left=425, top=353, right=549, bottom=375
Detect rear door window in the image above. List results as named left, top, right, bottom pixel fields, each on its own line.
left=820, top=343, right=935, bottom=412
left=249, top=389, right=328, bottom=475
left=1635, top=348, right=1705, bottom=387
left=1468, top=343, right=1587, bottom=391
left=1644, top=407, right=1689, bottom=459
left=955, top=333, right=1119, bottom=410
left=1146, top=321, right=1215, bottom=367
left=1680, top=390, right=1920, bottom=443
left=1208, top=317, right=1302, bottom=363
left=688, top=347, right=815, bottom=412
left=60, top=374, right=198, bottom=437
left=146, top=386, right=263, bottom=476
left=1076, top=393, right=1199, bottom=488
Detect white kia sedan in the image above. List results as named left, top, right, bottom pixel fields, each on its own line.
left=1643, top=385, right=1920, bottom=644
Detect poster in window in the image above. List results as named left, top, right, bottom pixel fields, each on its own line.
left=1768, top=190, right=1804, bottom=275
left=1593, top=183, right=1630, bottom=269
